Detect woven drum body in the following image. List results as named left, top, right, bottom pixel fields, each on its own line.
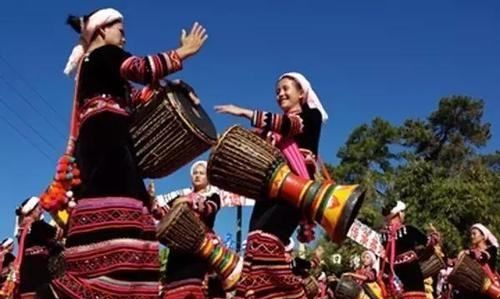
left=449, top=254, right=486, bottom=293
left=156, top=203, right=205, bottom=252
left=156, top=203, right=242, bottom=290
left=449, top=254, right=500, bottom=298
left=130, top=83, right=217, bottom=178
left=419, top=251, right=445, bottom=278
left=208, top=125, right=365, bottom=243
left=207, top=125, right=284, bottom=199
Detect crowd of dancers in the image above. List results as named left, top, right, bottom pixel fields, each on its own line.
left=0, top=7, right=497, bottom=299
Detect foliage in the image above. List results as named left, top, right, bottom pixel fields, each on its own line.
left=314, top=96, right=499, bottom=272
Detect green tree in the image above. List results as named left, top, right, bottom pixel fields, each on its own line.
left=315, top=96, right=499, bottom=273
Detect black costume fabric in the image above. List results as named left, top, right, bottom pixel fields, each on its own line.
left=19, top=220, right=60, bottom=296
left=248, top=106, right=322, bottom=244
left=380, top=224, right=428, bottom=292
left=50, top=44, right=182, bottom=299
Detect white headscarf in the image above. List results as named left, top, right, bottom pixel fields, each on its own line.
left=190, top=160, right=218, bottom=197
left=279, top=72, right=328, bottom=123
left=64, top=8, right=124, bottom=75
left=20, top=196, right=40, bottom=215
left=471, top=223, right=499, bottom=248
left=1, top=238, right=13, bottom=248
left=14, top=196, right=41, bottom=237
left=362, top=250, right=380, bottom=273
left=391, top=200, right=406, bottom=215
left=190, top=160, right=208, bottom=176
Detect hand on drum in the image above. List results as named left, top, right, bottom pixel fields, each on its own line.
left=170, top=79, right=200, bottom=105
left=427, top=223, right=441, bottom=245
left=177, top=22, right=208, bottom=59
left=171, top=195, right=206, bottom=215
left=214, top=104, right=253, bottom=119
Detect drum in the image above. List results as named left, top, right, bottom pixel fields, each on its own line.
left=207, top=125, right=365, bottom=243
left=156, top=203, right=242, bottom=290
left=335, top=276, right=367, bottom=299
left=156, top=202, right=205, bottom=252
left=303, top=276, right=320, bottom=299
left=130, top=81, right=217, bottom=178
left=419, top=250, right=445, bottom=278
left=362, top=282, right=384, bottom=299
left=448, top=253, right=500, bottom=298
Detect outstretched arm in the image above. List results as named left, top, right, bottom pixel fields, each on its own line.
left=121, top=22, right=208, bottom=85
left=215, top=104, right=321, bottom=138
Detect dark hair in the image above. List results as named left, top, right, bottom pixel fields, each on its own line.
left=15, top=196, right=38, bottom=216
left=279, top=75, right=304, bottom=93
left=15, top=197, right=31, bottom=216
left=278, top=75, right=308, bottom=108
left=66, top=15, right=83, bottom=33
left=471, top=227, right=489, bottom=244
left=382, top=199, right=398, bottom=217
left=65, top=9, right=103, bottom=34
left=66, top=10, right=121, bottom=43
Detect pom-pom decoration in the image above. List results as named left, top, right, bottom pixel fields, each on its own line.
left=40, top=154, right=81, bottom=212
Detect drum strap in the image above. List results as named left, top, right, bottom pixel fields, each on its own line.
left=275, top=134, right=310, bottom=179
left=380, top=224, right=403, bottom=297
left=273, top=133, right=319, bottom=243
left=316, top=155, right=334, bottom=183
left=40, top=60, right=84, bottom=213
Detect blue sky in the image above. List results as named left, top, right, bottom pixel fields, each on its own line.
left=0, top=1, right=499, bottom=242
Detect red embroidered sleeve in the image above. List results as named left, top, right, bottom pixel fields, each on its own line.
left=251, top=110, right=304, bottom=137
left=120, top=50, right=182, bottom=84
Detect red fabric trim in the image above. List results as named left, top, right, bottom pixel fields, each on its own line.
left=52, top=273, right=159, bottom=299
left=67, top=197, right=155, bottom=239
left=65, top=240, right=159, bottom=277
left=235, top=231, right=305, bottom=299
left=162, top=279, right=206, bottom=299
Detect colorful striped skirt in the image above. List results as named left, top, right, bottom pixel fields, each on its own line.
left=51, top=197, right=160, bottom=299
left=234, top=231, right=305, bottom=299
left=161, top=278, right=206, bottom=299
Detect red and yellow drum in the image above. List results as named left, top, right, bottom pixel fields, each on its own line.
left=448, top=253, right=500, bottom=299
left=207, top=126, right=365, bottom=243
left=156, top=203, right=242, bottom=290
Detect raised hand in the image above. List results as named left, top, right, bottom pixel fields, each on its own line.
left=177, top=22, right=208, bottom=59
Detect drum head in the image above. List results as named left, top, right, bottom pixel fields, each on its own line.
left=335, top=277, right=362, bottom=299
left=167, top=82, right=217, bottom=141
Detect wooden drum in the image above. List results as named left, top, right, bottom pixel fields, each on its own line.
left=207, top=125, right=365, bottom=243
left=130, top=81, right=217, bottom=178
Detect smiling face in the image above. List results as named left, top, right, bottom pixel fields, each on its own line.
left=275, top=77, right=304, bottom=113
